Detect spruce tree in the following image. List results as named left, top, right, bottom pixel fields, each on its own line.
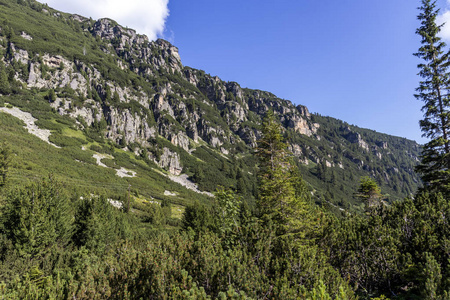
left=356, top=176, right=382, bottom=210
left=255, top=110, right=313, bottom=236
left=2, top=177, right=73, bottom=256
left=414, top=0, right=450, bottom=194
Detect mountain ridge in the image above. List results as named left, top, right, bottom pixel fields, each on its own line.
left=0, top=0, right=421, bottom=213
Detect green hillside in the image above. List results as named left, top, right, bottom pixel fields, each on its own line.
left=0, top=0, right=421, bottom=216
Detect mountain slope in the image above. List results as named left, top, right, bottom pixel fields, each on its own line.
left=0, top=0, right=421, bottom=213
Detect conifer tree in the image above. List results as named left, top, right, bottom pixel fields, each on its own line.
left=2, top=177, right=73, bottom=256
left=356, top=176, right=382, bottom=210
left=414, top=0, right=450, bottom=194
left=255, top=110, right=312, bottom=236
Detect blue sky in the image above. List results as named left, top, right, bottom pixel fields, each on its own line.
left=164, top=0, right=426, bottom=143
left=39, top=0, right=450, bottom=143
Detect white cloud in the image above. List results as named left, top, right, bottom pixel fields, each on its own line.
left=39, top=0, right=169, bottom=41
left=437, top=10, right=450, bottom=41
left=437, top=1, right=450, bottom=41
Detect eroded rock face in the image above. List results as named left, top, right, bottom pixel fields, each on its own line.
left=154, top=94, right=175, bottom=118
left=3, top=12, right=323, bottom=166
left=287, top=115, right=318, bottom=137
left=377, top=141, right=388, bottom=149
left=346, top=132, right=369, bottom=151
left=238, top=127, right=259, bottom=148
left=184, top=68, right=198, bottom=85
left=157, top=147, right=182, bottom=175
left=14, top=48, right=29, bottom=64
left=170, top=132, right=190, bottom=152
left=188, top=70, right=320, bottom=140
left=68, top=101, right=102, bottom=126
left=91, top=18, right=182, bottom=75
left=20, top=31, right=33, bottom=40
left=226, top=82, right=244, bottom=102
left=106, top=109, right=155, bottom=145
left=27, top=55, right=89, bottom=92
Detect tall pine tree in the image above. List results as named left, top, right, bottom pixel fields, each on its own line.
left=255, top=110, right=313, bottom=237
left=414, top=0, right=450, bottom=194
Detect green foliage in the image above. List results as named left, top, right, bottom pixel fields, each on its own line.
left=356, top=176, right=382, bottom=210
left=306, top=114, right=420, bottom=213
left=34, top=119, right=64, bottom=132
left=424, top=252, right=442, bottom=300
left=0, top=61, right=10, bottom=95
left=414, top=0, right=450, bottom=195
left=256, top=110, right=295, bottom=223
left=1, top=176, right=73, bottom=257
left=0, top=143, right=9, bottom=188
left=256, top=110, right=315, bottom=237
left=215, top=187, right=241, bottom=238
left=0, top=0, right=420, bottom=212
left=48, top=132, right=87, bottom=147
left=320, top=191, right=450, bottom=298
left=72, top=194, right=131, bottom=253
left=182, top=201, right=216, bottom=233
left=48, top=89, right=56, bottom=102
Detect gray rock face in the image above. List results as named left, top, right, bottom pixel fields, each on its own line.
left=226, top=82, right=244, bottom=101
left=286, top=114, right=318, bottom=137
left=71, top=14, right=88, bottom=22
left=90, top=18, right=182, bottom=75
left=157, top=147, right=182, bottom=175
left=376, top=141, right=388, bottom=149
left=346, top=132, right=369, bottom=151
left=296, top=105, right=311, bottom=118
left=0, top=5, right=423, bottom=203
left=184, top=68, right=198, bottom=85
left=185, top=68, right=320, bottom=143
left=3, top=12, right=321, bottom=160
left=92, top=18, right=148, bottom=46
left=238, top=127, right=259, bottom=148
left=14, top=48, right=29, bottom=64
left=27, top=55, right=88, bottom=92
left=170, top=132, right=190, bottom=152
left=154, top=94, right=175, bottom=118
left=69, top=101, right=102, bottom=126
left=106, top=109, right=155, bottom=145
left=20, top=31, right=33, bottom=40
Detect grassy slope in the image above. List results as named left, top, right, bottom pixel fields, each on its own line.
left=0, top=107, right=209, bottom=215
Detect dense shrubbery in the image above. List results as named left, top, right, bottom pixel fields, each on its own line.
left=0, top=176, right=356, bottom=299
left=49, top=133, right=87, bottom=147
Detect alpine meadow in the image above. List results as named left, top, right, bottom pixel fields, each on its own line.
left=0, top=0, right=448, bottom=299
